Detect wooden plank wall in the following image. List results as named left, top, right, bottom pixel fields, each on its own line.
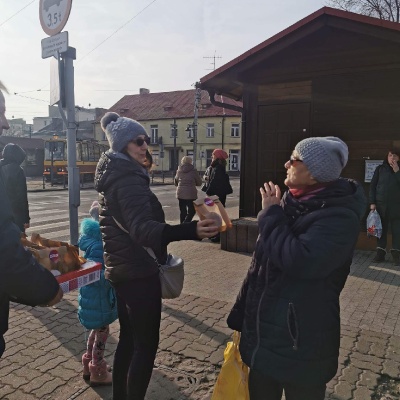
left=312, top=69, right=400, bottom=194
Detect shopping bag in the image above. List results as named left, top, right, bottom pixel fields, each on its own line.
left=211, top=331, right=249, bottom=400
left=367, top=210, right=382, bottom=239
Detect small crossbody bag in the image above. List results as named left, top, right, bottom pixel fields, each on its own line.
left=112, top=217, right=184, bottom=299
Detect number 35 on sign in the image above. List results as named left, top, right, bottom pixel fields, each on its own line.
left=39, top=0, right=73, bottom=36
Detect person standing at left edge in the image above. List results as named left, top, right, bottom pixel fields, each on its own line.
left=0, top=143, right=31, bottom=233
left=0, top=81, right=63, bottom=358
left=228, top=137, right=366, bottom=400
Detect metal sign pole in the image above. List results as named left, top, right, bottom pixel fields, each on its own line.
left=39, top=0, right=77, bottom=243
left=63, top=47, right=79, bottom=245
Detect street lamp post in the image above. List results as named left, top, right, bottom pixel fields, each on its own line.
left=171, top=121, right=178, bottom=172
left=192, top=83, right=201, bottom=168
left=50, top=133, right=59, bottom=186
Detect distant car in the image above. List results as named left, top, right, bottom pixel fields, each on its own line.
left=43, top=0, right=63, bottom=12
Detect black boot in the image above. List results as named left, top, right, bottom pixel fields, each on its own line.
left=390, top=249, right=400, bottom=266
left=373, top=247, right=386, bottom=262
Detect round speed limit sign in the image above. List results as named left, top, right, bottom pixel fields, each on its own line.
left=39, top=0, right=72, bottom=36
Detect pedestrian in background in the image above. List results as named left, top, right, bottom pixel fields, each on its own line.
left=78, top=200, right=117, bottom=387
left=95, top=112, right=219, bottom=399
left=174, top=156, right=202, bottom=223
left=203, top=149, right=232, bottom=207
left=202, top=148, right=233, bottom=242
left=227, top=137, right=366, bottom=400
left=0, top=81, right=63, bottom=357
left=369, top=149, right=400, bottom=265
left=0, top=143, right=30, bottom=233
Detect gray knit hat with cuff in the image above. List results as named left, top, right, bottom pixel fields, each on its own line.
left=295, top=136, right=348, bottom=182
left=101, top=112, right=149, bottom=153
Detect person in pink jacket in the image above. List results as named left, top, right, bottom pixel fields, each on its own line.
left=174, top=156, right=202, bottom=223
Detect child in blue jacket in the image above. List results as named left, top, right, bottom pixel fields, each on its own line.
left=78, top=201, right=117, bottom=387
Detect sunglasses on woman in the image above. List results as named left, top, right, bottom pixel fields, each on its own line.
left=289, top=156, right=303, bottom=165
left=132, top=137, right=151, bottom=146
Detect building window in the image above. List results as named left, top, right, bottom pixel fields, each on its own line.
left=231, top=123, right=240, bottom=137
left=150, top=125, right=158, bottom=144
left=170, top=124, right=177, bottom=138
left=229, top=150, right=240, bottom=171
left=206, top=149, right=213, bottom=167
left=187, top=150, right=194, bottom=158
left=151, top=151, right=159, bottom=167
left=206, top=123, right=214, bottom=138
left=187, top=126, right=194, bottom=139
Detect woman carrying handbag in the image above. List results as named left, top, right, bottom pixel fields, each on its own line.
left=202, top=149, right=233, bottom=243
left=95, top=112, right=219, bottom=400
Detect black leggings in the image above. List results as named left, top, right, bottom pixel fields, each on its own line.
left=249, top=370, right=326, bottom=400
left=113, top=273, right=161, bottom=400
left=178, top=198, right=196, bottom=223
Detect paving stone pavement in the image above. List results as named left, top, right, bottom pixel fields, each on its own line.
left=2, top=228, right=400, bottom=398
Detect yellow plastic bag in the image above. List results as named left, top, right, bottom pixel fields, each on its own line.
left=211, top=331, right=250, bottom=400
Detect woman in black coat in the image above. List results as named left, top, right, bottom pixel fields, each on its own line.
left=202, top=149, right=232, bottom=242
left=0, top=143, right=30, bottom=232
left=369, top=149, right=400, bottom=265
left=95, top=112, right=219, bottom=399
left=203, top=148, right=232, bottom=207
left=227, top=137, right=366, bottom=400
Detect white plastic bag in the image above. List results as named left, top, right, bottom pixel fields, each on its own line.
left=367, top=210, right=382, bottom=239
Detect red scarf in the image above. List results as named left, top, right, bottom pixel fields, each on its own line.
left=289, top=182, right=331, bottom=200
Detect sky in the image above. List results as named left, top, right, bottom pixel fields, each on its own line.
left=1, top=0, right=327, bottom=124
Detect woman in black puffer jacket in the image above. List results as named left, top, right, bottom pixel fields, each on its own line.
left=95, top=112, right=219, bottom=400
left=227, top=137, right=366, bottom=400
left=202, top=149, right=232, bottom=243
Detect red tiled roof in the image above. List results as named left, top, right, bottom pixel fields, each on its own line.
left=101, top=89, right=242, bottom=122
left=201, top=6, right=400, bottom=85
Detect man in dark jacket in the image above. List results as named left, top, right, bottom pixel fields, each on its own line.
left=0, top=143, right=30, bottom=232
left=0, top=82, right=63, bottom=357
left=369, top=149, right=400, bottom=265
left=227, top=137, right=366, bottom=400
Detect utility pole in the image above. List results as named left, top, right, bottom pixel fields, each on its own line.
left=171, top=119, right=178, bottom=171
left=193, top=82, right=201, bottom=168
left=58, top=47, right=79, bottom=246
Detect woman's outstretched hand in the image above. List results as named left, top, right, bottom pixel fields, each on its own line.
left=196, top=219, right=220, bottom=239
left=260, top=181, right=281, bottom=210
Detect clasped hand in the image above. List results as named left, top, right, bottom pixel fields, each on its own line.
left=196, top=219, right=220, bottom=239
left=389, top=160, right=399, bottom=173
left=260, top=181, right=281, bottom=210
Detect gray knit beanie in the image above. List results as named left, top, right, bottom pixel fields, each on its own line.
left=295, top=136, right=348, bottom=182
left=101, top=112, right=149, bottom=153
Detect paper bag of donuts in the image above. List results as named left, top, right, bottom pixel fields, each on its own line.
left=193, top=195, right=232, bottom=232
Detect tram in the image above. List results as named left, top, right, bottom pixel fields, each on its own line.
left=43, top=138, right=109, bottom=182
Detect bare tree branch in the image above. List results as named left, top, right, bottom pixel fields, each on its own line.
left=328, top=0, right=400, bottom=21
